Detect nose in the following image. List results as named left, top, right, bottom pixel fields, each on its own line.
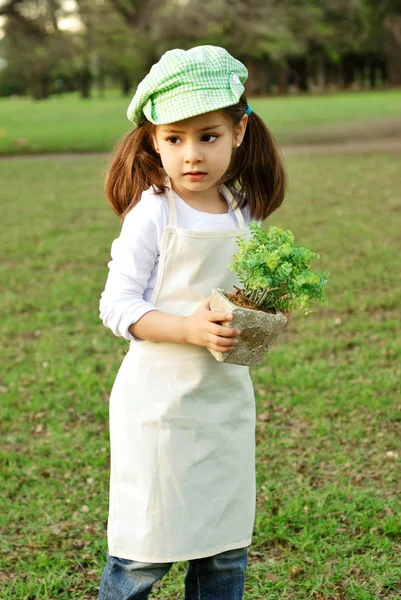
left=184, top=141, right=202, bottom=164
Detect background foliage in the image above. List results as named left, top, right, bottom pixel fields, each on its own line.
left=0, top=0, right=400, bottom=98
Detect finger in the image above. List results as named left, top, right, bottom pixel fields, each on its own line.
left=207, top=311, right=234, bottom=323
left=283, top=312, right=292, bottom=328
left=209, top=342, right=237, bottom=353
left=208, top=334, right=239, bottom=348
left=210, top=323, right=241, bottom=338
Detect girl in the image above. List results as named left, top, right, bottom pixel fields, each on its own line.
left=98, top=45, right=287, bottom=600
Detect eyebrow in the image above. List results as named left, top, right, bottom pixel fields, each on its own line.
left=161, top=124, right=224, bottom=133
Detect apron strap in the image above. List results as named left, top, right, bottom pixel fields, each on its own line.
left=166, top=180, right=245, bottom=229
left=219, top=184, right=246, bottom=229
left=167, top=183, right=177, bottom=227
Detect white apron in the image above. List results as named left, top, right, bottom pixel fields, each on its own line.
left=107, top=184, right=256, bottom=563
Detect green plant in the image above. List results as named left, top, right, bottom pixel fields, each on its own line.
left=229, top=223, right=329, bottom=314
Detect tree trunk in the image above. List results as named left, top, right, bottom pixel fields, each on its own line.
left=244, top=58, right=270, bottom=95
left=78, top=66, right=92, bottom=99
left=287, top=57, right=308, bottom=92
left=97, top=71, right=105, bottom=99
left=368, top=59, right=376, bottom=88
left=384, top=15, right=401, bottom=86
left=121, top=74, right=131, bottom=96
left=327, top=62, right=342, bottom=90
left=30, top=74, right=51, bottom=100
left=275, top=63, right=287, bottom=95
left=298, top=59, right=308, bottom=92
left=315, top=52, right=326, bottom=89
left=341, top=55, right=352, bottom=88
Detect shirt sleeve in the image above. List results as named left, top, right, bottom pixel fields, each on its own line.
left=99, top=191, right=166, bottom=340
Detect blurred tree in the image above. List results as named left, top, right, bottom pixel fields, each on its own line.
left=149, top=0, right=305, bottom=94
left=282, top=0, right=387, bottom=90
left=293, top=0, right=400, bottom=88
left=74, top=0, right=147, bottom=97
left=320, top=0, right=386, bottom=88
left=0, top=0, right=75, bottom=98
left=147, top=0, right=393, bottom=92
left=99, top=0, right=163, bottom=72
left=1, top=0, right=399, bottom=97
left=0, top=0, right=148, bottom=97
left=107, top=0, right=159, bottom=30
left=366, top=0, right=401, bottom=85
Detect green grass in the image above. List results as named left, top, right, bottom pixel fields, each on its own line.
left=1, top=89, right=401, bottom=154
left=1, top=152, right=400, bottom=598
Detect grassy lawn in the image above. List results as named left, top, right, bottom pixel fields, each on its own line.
left=1, top=152, right=400, bottom=599
left=1, top=89, right=401, bottom=154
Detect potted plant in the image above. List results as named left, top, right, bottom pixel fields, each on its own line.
left=209, top=223, right=329, bottom=366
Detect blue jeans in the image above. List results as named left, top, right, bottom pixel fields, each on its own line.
left=98, top=547, right=248, bottom=600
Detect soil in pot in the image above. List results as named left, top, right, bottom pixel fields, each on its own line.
left=225, top=287, right=276, bottom=314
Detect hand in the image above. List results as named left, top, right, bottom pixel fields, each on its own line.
left=283, top=310, right=292, bottom=328
left=279, top=294, right=292, bottom=329
left=183, top=298, right=241, bottom=353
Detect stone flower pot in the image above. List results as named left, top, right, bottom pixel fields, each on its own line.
left=208, top=288, right=288, bottom=367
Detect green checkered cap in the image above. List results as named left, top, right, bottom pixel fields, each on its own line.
left=127, top=45, right=248, bottom=126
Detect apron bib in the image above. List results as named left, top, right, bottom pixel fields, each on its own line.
left=107, top=184, right=256, bottom=562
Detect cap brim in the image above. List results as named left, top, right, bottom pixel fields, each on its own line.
left=141, top=87, right=244, bottom=125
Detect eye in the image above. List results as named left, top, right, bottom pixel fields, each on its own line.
left=166, top=137, right=181, bottom=145
left=201, top=134, right=218, bottom=143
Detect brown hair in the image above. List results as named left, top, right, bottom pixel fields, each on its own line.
left=105, top=122, right=163, bottom=218
left=105, top=94, right=286, bottom=220
left=221, top=95, right=287, bottom=220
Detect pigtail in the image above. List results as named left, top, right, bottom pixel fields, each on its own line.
left=223, top=99, right=287, bottom=221
left=237, top=111, right=287, bottom=220
left=105, top=122, right=166, bottom=219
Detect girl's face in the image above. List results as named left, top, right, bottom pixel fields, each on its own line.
left=152, top=110, right=247, bottom=204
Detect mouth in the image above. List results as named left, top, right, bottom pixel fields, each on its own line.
left=184, top=171, right=207, bottom=181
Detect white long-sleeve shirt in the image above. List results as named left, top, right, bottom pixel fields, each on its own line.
left=99, top=186, right=253, bottom=340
